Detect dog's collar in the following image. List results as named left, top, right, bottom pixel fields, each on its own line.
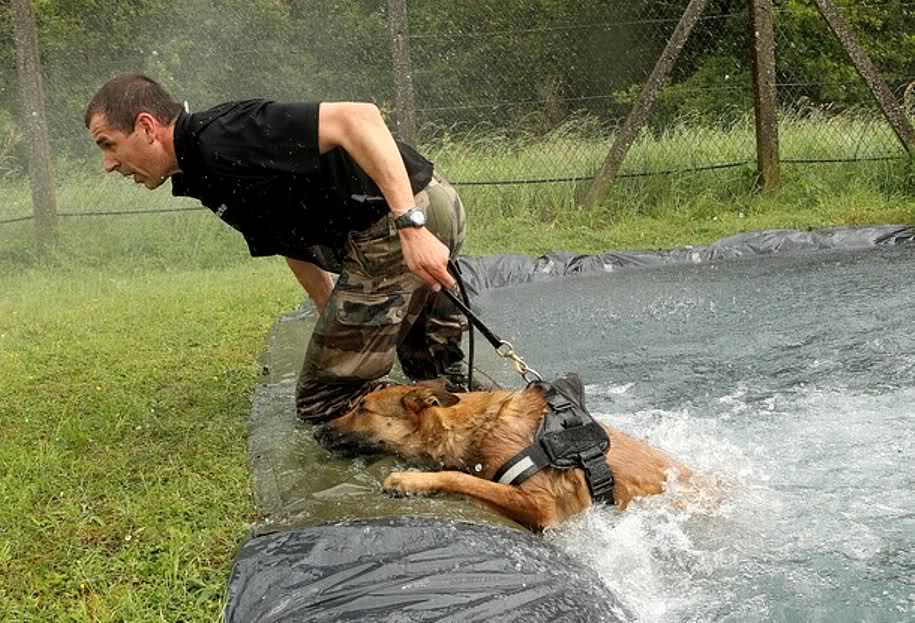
left=491, top=374, right=615, bottom=505
left=461, top=393, right=517, bottom=475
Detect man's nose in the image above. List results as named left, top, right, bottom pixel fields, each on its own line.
left=103, top=154, right=118, bottom=173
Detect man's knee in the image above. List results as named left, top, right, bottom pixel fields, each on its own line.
left=295, top=375, right=383, bottom=423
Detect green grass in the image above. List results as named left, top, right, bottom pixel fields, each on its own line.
left=1, top=117, right=914, bottom=621
left=1, top=262, right=299, bottom=621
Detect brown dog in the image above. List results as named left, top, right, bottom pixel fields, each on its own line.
left=315, top=382, right=691, bottom=531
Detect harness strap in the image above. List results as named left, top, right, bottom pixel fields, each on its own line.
left=493, top=444, right=549, bottom=485
left=490, top=375, right=617, bottom=506
left=580, top=446, right=615, bottom=504
left=492, top=441, right=616, bottom=506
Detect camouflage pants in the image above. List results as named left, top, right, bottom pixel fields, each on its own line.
left=295, top=175, right=467, bottom=422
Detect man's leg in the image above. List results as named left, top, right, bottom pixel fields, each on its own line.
left=295, top=221, right=430, bottom=421
left=296, top=176, right=466, bottom=421
left=397, top=290, right=468, bottom=387
left=396, top=174, right=471, bottom=389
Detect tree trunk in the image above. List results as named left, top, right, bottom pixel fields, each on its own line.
left=12, top=0, right=57, bottom=253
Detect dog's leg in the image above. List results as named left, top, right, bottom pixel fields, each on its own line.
left=384, top=471, right=559, bottom=531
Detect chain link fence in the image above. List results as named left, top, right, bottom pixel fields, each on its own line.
left=773, top=1, right=915, bottom=163
left=1, top=0, right=913, bottom=227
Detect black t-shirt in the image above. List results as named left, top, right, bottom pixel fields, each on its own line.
left=170, top=100, right=434, bottom=268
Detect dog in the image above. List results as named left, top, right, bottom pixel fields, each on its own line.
left=315, top=380, right=691, bottom=531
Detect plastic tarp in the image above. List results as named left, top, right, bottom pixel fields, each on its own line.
left=227, top=224, right=915, bottom=621
left=454, top=225, right=915, bottom=297
left=225, top=517, right=625, bottom=623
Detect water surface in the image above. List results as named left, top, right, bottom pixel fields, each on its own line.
left=470, top=247, right=914, bottom=622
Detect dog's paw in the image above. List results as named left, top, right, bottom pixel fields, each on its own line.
left=383, top=471, right=428, bottom=496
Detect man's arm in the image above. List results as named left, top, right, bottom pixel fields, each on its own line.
left=286, top=257, right=334, bottom=313
left=316, top=102, right=455, bottom=291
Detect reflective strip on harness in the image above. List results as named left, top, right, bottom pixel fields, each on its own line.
left=494, top=444, right=551, bottom=485
left=496, top=456, right=536, bottom=485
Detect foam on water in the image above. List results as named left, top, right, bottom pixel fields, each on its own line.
left=547, top=381, right=915, bottom=623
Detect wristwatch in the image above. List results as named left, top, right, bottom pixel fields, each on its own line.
left=392, top=207, right=426, bottom=230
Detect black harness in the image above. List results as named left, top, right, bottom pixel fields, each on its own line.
left=491, top=374, right=616, bottom=505
left=441, top=263, right=614, bottom=505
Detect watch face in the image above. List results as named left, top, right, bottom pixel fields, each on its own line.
left=409, top=210, right=426, bottom=226
left=396, top=208, right=426, bottom=228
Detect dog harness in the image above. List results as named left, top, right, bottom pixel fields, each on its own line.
left=491, top=373, right=616, bottom=505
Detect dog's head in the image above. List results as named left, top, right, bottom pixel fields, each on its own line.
left=314, top=381, right=461, bottom=460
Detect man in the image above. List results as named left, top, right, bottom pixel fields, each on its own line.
left=85, top=73, right=469, bottom=422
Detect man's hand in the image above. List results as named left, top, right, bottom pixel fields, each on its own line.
left=399, top=227, right=455, bottom=291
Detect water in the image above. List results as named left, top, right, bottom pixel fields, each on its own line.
left=548, top=383, right=914, bottom=622
left=467, top=246, right=915, bottom=622
left=253, top=245, right=915, bottom=621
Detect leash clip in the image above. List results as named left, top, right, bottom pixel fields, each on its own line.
left=497, top=340, right=543, bottom=383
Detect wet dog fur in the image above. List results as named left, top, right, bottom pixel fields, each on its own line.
left=316, top=381, right=691, bottom=531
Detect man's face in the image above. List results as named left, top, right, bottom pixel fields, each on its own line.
left=88, top=113, right=169, bottom=190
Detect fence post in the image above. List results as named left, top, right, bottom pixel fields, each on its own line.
left=581, top=0, right=712, bottom=210
left=12, top=0, right=57, bottom=253
left=750, top=0, right=781, bottom=191
left=388, top=0, right=417, bottom=146
left=811, top=0, right=915, bottom=156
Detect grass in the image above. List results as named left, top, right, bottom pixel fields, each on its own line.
left=0, top=262, right=299, bottom=621
left=1, top=116, right=914, bottom=620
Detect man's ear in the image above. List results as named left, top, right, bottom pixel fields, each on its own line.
left=134, top=112, right=158, bottom=141
left=402, top=387, right=460, bottom=413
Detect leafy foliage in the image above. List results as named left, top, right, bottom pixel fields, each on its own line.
left=1, top=0, right=913, bottom=158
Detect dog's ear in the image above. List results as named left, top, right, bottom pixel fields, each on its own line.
left=402, top=387, right=460, bottom=413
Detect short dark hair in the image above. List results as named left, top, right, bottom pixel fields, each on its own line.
left=84, top=73, right=183, bottom=132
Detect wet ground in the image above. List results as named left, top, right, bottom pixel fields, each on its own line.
left=250, top=244, right=915, bottom=622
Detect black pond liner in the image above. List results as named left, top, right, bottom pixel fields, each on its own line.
left=226, top=224, right=915, bottom=622
left=454, top=224, right=915, bottom=298
left=224, top=517, right=626, bottom=623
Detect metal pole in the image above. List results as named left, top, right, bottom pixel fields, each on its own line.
left=750, top=0, right=781, bottom=191
left=388, top=0, right=417, bottom=145
left=12, top=0, right=57, bottom=253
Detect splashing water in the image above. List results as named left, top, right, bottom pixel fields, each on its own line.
left=547, top=381, right=914, bottom=623
left=460, top=247, right=915, bottom=622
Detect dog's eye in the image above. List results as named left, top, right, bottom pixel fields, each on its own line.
left=356, top=407, right=374, bottom=418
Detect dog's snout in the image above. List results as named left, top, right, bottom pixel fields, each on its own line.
left=314, top=423, right=384, bottom=458
left=314, top=423, right=353, bottom=451
left=313, top=424, right=336, bottom=445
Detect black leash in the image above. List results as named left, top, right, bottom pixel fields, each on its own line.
left=445, top=259, right=476, bottom=391
left=445, top=260, right=541, bottom=385
left=444, top=264, right=615, bottom=507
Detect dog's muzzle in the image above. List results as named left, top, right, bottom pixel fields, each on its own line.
left=314, top=425, right=384, bottom=457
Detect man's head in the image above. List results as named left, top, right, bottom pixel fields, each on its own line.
left=85, top=73, right=183, bottom=189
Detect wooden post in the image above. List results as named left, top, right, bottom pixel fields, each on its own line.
left=12, top=0, right=57, bottom=253
left=812, top=0, right=915, bottom=155
left=581, top=0, right=712, bottom=209
left=388, top=0, right=417, bottom=146
left=750, top=0, right=781, bottom=191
